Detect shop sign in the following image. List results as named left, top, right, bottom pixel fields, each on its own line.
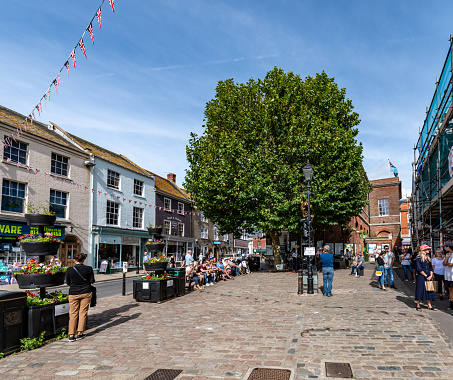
left=99, top=235, right=122, bottom=245
left=122, top=237, right=140, bottom=245
left=213, top=240, right=221, bottom=245
left=0, top=221, right=65, bottom=239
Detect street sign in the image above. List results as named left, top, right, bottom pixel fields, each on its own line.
left=305, top=247, right=316, bottom=256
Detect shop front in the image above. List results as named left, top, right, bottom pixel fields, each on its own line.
left=92, top=227, right=150, bottom=271
left=0, top=218, right=65, bottom=266
left=160, top=235, right=195, bottom=264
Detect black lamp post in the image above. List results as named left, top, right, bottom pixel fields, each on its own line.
left=302, top=162, right=314, bottom=294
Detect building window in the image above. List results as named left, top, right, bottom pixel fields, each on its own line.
left=107, top=170, right=120, bottom=189
left=178, top=223, right=184, bottom=236
left=213, top=227, right=219, bottom=241
left=223, top=234, right=228, bottom=242
left=164, top=220, right=171, bottom=235
left=378, top=199, right=389, bottom=216
left=164, top=197, right=171, bottom=212
left=134, top=179, right=143, bottom=196
left=201, top=227, right=208, bottom=239
left=178, top=202, right=184, bottom=215
left=133, top=207, right=143, bottom=228
left=3, top=138, right=28, bottom=165
left=49, top=190, right=68, bottom=218
left=106, top=201, right=119, bottom=225
left=51, top=153, right=69, bottom=177
left=1, top=179, right=26, bottom=213
left=258, top=241, right=261, bottom=248
left=200, top=213, right=207, bottom=222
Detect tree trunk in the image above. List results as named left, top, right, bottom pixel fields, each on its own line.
left=270, top=231, right=281, bottom=267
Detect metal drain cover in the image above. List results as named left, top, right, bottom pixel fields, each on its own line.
left=247, top=368, right=291, bottom=380
left=325, top=362, right=353, bottom=378
left=143, top=369, right=183, bottom=380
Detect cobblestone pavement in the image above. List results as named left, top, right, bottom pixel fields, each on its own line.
left=2, top=268, right=453, bottom=380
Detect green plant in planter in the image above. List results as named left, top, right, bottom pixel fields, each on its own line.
left=13, top=259, right=67, bottom=276
left=20, top=331, right=46, bottom=351
left=144, top=255, right=168, bottom=264
left=139, top=273, right=172, bottom=281
left=56, top=328, right=68, bottom=340
left=145, top=239, right=164, bottom=246
left=147, top=224, right=162, bottom=228
left=26, top=290, right=69, bottom=306
left=26, top=203, right=54, bottom=215
left=19, top=233, right=59, bottom=243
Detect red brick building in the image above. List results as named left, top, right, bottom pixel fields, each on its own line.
left=365, top=177, right=402, bottom=253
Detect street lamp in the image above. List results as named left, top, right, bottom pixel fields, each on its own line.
left=302, top=162, right=314, bottom=294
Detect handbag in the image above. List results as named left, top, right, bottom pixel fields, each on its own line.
left=425, top=280, right=437, bottom=292
left=72, top=266, right=97, bottom=307
left=375, top=270, right=382, bottom=276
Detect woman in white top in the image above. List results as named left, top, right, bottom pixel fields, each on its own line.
left=399, top=250, right=414, bottom=281
left=432, top=248, right=445, bottom=300
left=443, top=242, right=453, bottom=310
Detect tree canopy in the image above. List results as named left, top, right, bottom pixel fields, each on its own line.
left=184, top=67, right=371, bottom=262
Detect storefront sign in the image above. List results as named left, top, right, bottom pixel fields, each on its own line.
left=213, top=241, right=221, bottom=245
left=99, top=235, right=122, bottom=245
left=0, top=221, right=65, bottom=239
left=305, top=247, right=316, bottom=256
left=122, top=237, right=140, bottom=245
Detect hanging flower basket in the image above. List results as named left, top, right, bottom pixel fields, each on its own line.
left=15, top=272, right=66, bottom=289
left=147, top=227, right=162, bottom=236
left=21, top=241, right=61, bottom=255
left=25, top=214, right=56, bottom=227
left=144, top=262, right=168, bottom=271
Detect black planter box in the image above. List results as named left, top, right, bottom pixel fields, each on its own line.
left=27, top=302, right=69, bottom=338
left=143, top=262, right=168, bottom=271
left=0, top=290, right=27, bottom=354
left=168, top=268, right=186, bottom=296
left=25, top=214, right=56, bottom=227
left=146, top=243, right=165, bottom=253
left=15, top=272, right=66, bottom=289
left=147, top=227, right=162, bottom=236
left=20, top=241, right=61, bottom=256
left=133, top=279, right=176, bottom=302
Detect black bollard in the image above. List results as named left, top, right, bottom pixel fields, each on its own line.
left=136, top=260, right=139, bottom=274
left=122, top=271, right=126, bottom=296
left=298, top=269, right=303, bottom=294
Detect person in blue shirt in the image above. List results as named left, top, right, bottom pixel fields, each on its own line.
left=320, top=245, right=334, bottom=297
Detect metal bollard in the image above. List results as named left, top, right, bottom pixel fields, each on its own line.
left=122, top=271, right=126, bottom=296
left=298, top=269, right=303, bottom=294
left=136, top=260, right=139, bottom=274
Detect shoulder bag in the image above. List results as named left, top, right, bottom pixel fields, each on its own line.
left=425, top=279, right=437, bottom=292
left=375, top=269, right=382, bottom=276
left=72, top=266, right=97, bottom=307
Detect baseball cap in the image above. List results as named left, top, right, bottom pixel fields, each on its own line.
left=420, top=244, right=431, bottom=251
left=443, top=241, right=453, bottom=248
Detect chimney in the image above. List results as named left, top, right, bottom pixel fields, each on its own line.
left=167, top=173, right=176, bottom=183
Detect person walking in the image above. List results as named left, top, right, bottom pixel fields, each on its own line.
left=415, top=244, right=437, bottom=311
left=376, top=250, right=386, bottom=290
left=383, top=245, right=397, bottom=289
left=431, top=248, right=445, bottom=300
left=65, top=252, right=95, bottom=342
left=443, top=241, right=453, bottom=310
left=320, top=245, right=334, bottom=297
left=400, top=250, right=414, bottom=282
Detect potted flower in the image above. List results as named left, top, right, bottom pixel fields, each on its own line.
left=26, top=290, right=69, bottom=338
left=25, top=203, right=56, bottom=227
left=143, top=254, right=168, bottom=271
left=13, top=259, right=67, bottom=289
left=147, top=224, right=162, bottom=236
left=145, top=239, right=165, bottom=253
left=133, top=272, right=175, bottom=302
left=19, top=233, right=61, bottom=256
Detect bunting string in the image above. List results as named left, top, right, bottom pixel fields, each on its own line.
left=1, top=0, right=115, bottom=148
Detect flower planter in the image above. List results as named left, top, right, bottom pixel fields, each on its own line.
left=147, top=227, right=162, bottom=236
left=168, top=268, right=186, bottom=297
left=20, top=241, right=61, bottom=256
left=143, top=262, right=168, bottom=271
left=146, top=243, right=165, bottom=253
left=15, top=272, right=66, bottom=289
left=25, top=214, right=56, bottom=227
left=27, top=301, right=69, bottom=338
left=0, top=290, right=28, bottom=354
left=133, top=279, right=175, bottom=302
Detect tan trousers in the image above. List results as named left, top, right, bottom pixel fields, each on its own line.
left=68, top=292, right=92, bottom=335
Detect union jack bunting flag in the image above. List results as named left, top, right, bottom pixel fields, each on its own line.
left=88, top=23, right=94, bottom=44
left=96, top=9, right=102, bottom=28
left=108, top=0, right=115, bottom=13
left=79, top=39, right=87, bottom=59
left=70, top=50, right=76, bottom=68
left=65, top=61, right=70, bottom=76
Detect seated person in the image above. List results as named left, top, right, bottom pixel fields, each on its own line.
left=193, top=261, right=205, bottom=288
left=198, top=259, right=214, bottom=286
left=350, top=253, right=365, bottom=276
left=186, top=263, right=201, bottom=290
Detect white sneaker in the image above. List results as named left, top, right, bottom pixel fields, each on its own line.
left=405, top=279, right=408, bottom=282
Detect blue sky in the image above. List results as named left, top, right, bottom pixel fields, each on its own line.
left=1, top=1, right=452, bottom=198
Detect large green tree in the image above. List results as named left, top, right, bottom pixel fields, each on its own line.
left=184, top=67, right=371, bottom=265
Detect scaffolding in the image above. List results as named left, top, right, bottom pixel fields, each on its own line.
left=412, top=36, right=453, bottom=250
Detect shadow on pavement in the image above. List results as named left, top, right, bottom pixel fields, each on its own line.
left=86, top=303, right=140, bottom=330
left=88, top=313, right=141, bottom=336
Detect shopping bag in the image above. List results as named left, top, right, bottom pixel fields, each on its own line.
left=425, top=281, right=437, bottom=292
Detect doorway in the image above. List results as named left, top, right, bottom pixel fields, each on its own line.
left=61, top=235, right=80, bottom=267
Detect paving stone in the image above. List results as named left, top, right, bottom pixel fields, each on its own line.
left=55, top=370, right=79, bottom=376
